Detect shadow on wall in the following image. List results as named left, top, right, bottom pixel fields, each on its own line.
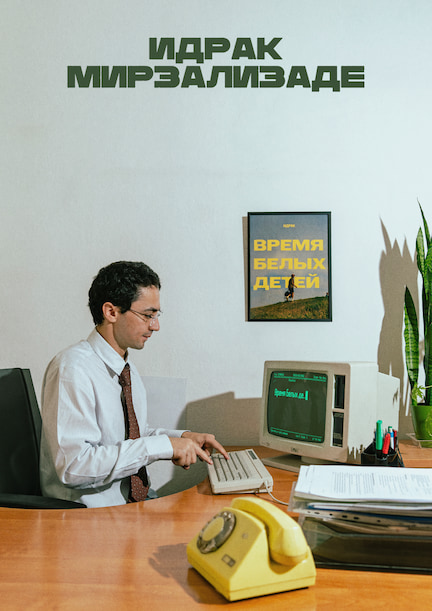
left=145, top=377, right=260, bottom=497
left=186, top=393, right=261, bottom=447
left=144, top=375, right=208, bottom=497
left=377, top=220, right=419, bottom=438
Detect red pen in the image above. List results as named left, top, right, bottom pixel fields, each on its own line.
left=382, top=433, right=391, bottom=457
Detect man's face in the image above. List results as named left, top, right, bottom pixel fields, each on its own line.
left=112, top=286, right=161, bottom=356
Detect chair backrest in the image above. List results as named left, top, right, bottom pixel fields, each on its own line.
left=0, top=368, right=42, bottom=495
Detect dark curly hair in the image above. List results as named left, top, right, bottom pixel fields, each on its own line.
left=88, top=261, right=161, bottom=326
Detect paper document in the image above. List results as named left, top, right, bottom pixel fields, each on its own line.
left=302, top=501, right=432, bottom=516
left=295, top=465, right=432, bottom=503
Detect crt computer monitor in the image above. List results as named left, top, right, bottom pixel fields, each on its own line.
left=259, top=361, right=400, bottom=472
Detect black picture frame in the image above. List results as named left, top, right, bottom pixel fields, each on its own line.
left=247, top=212, right=332, bottom=321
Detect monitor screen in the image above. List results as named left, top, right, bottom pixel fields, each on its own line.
left=267, top=371, right=327, bottom=444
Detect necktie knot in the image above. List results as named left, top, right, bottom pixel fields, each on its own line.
left=119, top=363, right=131, bottom=389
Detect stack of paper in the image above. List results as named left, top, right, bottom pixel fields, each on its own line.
left=289, top=465, right=432, bottom=572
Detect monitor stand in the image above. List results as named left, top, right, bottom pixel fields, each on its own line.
left=262, top=453, right=337, bottom=473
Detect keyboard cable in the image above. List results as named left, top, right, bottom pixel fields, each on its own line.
left=257, top=483, right=291, bottom=507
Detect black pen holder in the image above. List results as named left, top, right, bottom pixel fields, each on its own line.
left=360, top=442, right=404, bottom=467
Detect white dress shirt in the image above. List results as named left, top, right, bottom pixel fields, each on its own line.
left=40, top=328, right=185, bottom=507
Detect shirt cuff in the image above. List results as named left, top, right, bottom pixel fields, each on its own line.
left=144, top=433, right=175, bottom=461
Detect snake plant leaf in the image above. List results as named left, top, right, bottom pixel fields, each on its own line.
left=416, top=227, right=425, bottom=277
left=419, top=201, right=431, bottom=249
left=404, top=286, right=419, bottom=391
left=425, top=322, right=432, bottom=405
left=424, top=243, right=432, bottom=331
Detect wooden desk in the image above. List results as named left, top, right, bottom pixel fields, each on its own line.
left=0, top=443, right=431, bottom=610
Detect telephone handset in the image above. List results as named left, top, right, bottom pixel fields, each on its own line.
left=187, top=496, right=316, bottom=602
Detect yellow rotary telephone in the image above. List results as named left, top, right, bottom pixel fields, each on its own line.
left=187, top=496, right=316, bottom=601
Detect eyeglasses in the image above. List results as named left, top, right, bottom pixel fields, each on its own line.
left=129, top=309, right=162, bottom=327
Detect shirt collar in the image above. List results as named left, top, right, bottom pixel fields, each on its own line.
left=87, top=328, right=128, bottom=377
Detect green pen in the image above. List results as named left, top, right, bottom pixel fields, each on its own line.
left=376, top=420, right=383, bottom=458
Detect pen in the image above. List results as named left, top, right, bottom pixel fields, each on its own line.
left=382, top=433, right=390, bottom=457
left=389, top=426, right=395, bottom=450
left=376, top=420, right=383, bottom=458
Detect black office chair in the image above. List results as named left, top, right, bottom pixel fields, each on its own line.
left=0, top=368, right=86, bottom=509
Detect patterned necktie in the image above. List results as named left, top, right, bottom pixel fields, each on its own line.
left=118, top=363, right=149, bottom=502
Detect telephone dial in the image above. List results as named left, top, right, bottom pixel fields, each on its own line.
left=187, top=496, right=316, bottom=601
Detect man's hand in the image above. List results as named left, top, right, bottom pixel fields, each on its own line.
left=169, top=432, right=229, bottom=470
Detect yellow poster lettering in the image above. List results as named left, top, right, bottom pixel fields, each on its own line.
left=253, top=277, right=270, bottom=290
left=279, top=258, right=293, bottom=269
left=292, top=239, right=310, bottom=251
left=253, top=258, right=266, bottom=270
left=294, top=258, right=306, bottom=269
left=269, top=277, right=282, bottom=288
left=267, top=239, right=280, bottom=251
left=313, top=258, right=326, bottom=269
left=254, top=239, right=267, bottom=251
left=311, top=239, right=324, bottom=250
left=307, top=276, right=320, bottom=288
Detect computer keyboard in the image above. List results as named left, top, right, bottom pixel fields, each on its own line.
left=207, top=449, right=274, bottom=494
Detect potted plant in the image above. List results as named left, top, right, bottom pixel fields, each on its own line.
left=404, top=202, right=432, bottom=446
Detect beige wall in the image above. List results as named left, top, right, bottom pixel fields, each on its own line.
left=2, top=1, right=432, bottom=440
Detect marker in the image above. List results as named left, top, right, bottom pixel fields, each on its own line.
left=382, top=433, right=391, bottom=457
left=376, top=420, right=383, bottom=458
left=389, top=426, right=395, bottom=450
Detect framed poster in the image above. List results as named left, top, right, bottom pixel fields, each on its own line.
left=248, top=212, right=332, bottom=321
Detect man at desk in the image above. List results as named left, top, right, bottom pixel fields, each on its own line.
left=40, top=260, right=228, bottom=508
